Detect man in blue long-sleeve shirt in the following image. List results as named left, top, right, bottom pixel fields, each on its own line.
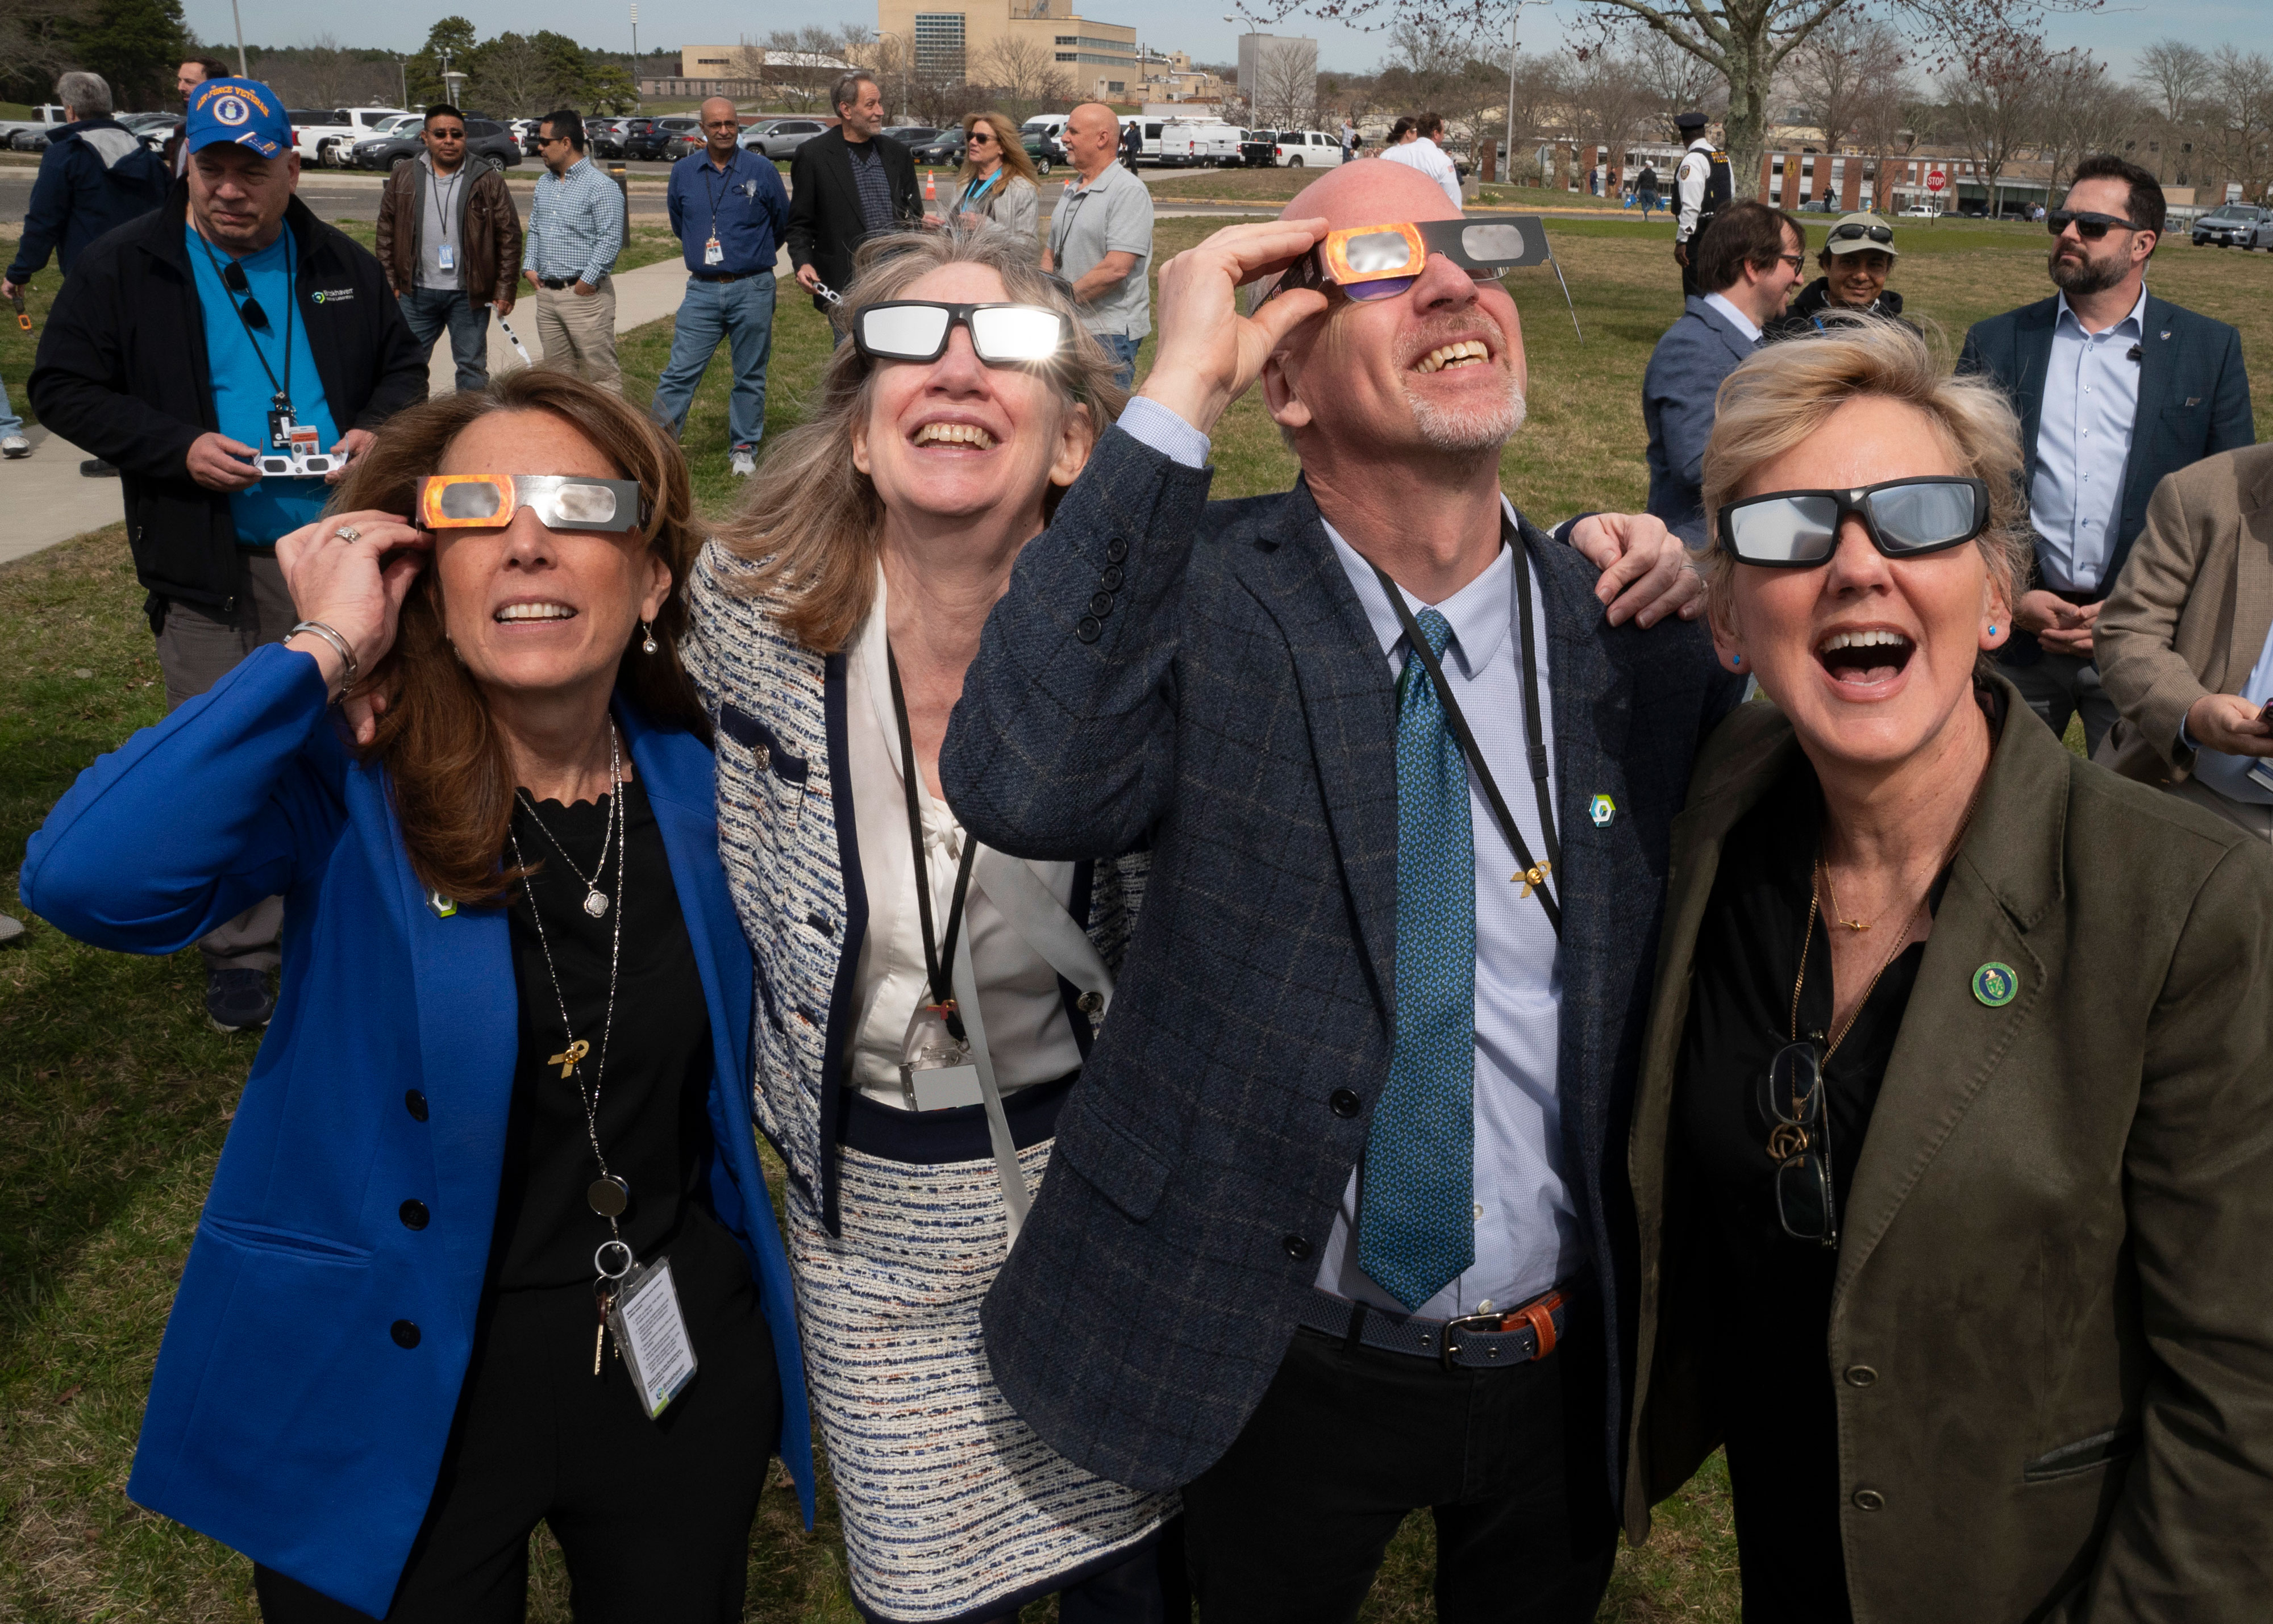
left=650, top=98, right=788, bottom=476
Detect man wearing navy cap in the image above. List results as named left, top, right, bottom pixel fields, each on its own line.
left=1670, top=112, right=1730, bottom=297
left=28, top=76, right=423, bottom=1034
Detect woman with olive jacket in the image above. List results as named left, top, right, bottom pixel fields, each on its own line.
left=1623, top=322, right=2273, bottom=1622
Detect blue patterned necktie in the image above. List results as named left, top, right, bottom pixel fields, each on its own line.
left=1360, top=606, right=1476, bottom=1312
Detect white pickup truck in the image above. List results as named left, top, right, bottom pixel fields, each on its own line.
left=290, top=106, right=414, bottom=168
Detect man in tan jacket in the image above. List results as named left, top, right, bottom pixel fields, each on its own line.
left=2095, top=441, right=2273, bottom=842
left=374, top=105, right=523, bottom=394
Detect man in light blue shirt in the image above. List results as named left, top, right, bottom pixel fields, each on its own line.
left=521, top=108, right=626, bottom=393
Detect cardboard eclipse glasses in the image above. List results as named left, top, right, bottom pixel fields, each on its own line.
left=1276, top=219, right=1537, bottom=301
left=415, top=474, right=651, bottom=534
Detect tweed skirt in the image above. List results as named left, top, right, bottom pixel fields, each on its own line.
left=785, top=1087, right=1175, bottom=1624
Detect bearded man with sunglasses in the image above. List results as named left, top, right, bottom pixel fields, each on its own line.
left=28, top=77, right=423, bottom=1033
left=1958, top=152, right=2252, bottom=757
left=943, top=159, right=1737, bottom=1620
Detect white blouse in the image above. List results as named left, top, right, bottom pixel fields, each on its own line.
left=845, top=581, right=1086, bottom=1109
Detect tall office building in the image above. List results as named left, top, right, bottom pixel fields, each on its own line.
left=877, top=0, right=1141, bottom=101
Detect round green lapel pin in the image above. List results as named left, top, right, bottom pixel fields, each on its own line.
left=1972, top=961, right=2017, bottom=1007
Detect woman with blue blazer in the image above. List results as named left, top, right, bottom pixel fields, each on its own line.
left=20, top=370, right=813, bottom=1622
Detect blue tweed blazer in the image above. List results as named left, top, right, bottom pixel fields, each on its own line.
left=942, top=428, right=1743, bottom=1498
left=1643, top=294, right=1757, bottom=549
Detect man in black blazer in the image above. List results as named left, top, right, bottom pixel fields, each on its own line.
left=1958, top=152, right=2252, bottom=755
left=785, top=72, right=919, bottom=321
left=944, top=160, right=1739, bottom=1619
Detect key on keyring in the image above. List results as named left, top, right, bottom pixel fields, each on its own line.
left=593, top=1285, right=615, bottom=1375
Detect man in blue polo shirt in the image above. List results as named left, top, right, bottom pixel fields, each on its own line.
left=651, top=97, right=788, bottom=477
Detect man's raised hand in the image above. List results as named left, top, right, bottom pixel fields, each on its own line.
left=1138, top=218, right=1330, bottom=437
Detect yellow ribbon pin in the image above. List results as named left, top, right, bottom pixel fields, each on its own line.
left=548, top=1038, right=590, bottom=1078
left=1514, top=861, right=1552, bottom=898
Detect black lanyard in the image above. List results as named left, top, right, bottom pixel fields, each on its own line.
left=196, top=225, right=294, bottom=414
left=431, top=164, right=462, bottom=241
left=700, top=152, right=738, bottom=239
left=886, top=644, right=979, bottom=1037
left=1369, top=516, right=1563, bottom=935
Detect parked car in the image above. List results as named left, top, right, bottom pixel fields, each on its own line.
left=1797, top=195, right=1839, bottom=212
left=651, top=116, right=703, bottom=159
left=115, top=110, right=178, bottom=152
left=913, top=128, right=967, bottom=166
left=741, top=117, right=828, bottom=159
left=1238, top=130, right=1282, bottom=168
left=292, top=106, right=413, bottom=168
left=584, top=117, right=627, bottom=158
left=10, top=127, right=52, bottom=152
left=1899, top=202, right=1942, bottom=218
left=353, top=117, right=521, bottom=172
left=882, top=125, right=940, bottom=148
left=2192, top=203, right=2270, bottom=247
left=617, top=116, right=667, bottom=160
left=1021, top=130, right=1059, bottom=176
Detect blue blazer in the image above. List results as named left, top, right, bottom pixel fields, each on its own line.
left=1643, top=295, right=1756, bottom=549
left=1958, top=292, right=2253, bottom=612
left=20, top=645, right=815, bottom=1618
left=942, top=428, right=1744, bottom=1503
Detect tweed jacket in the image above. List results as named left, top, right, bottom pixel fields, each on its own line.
left=682, top=542, right=1146, bottom=1231
left=1956, top=293, right=2253, bottom=659
left=2093, top=443, right=2273, bottom=786
left=1625, top=685, right=2273, bottom=1622
left=942, top=427, right=1743, bottom=1497
left=1643, top=295, right=1758, bottom=548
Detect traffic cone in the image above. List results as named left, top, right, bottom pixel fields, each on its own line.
left=925, top=170, right=936, bottom=202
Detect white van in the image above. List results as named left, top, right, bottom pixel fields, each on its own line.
left=1154, top=118, right=1241, bottom=166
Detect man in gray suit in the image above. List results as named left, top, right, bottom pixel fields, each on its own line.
left=1643, top=199, right=1805, bottom=547
left=944, top=160, right=1740, bottom=1619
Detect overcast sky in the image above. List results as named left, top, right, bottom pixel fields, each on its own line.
left=183, top=0, right=2259, bottom=83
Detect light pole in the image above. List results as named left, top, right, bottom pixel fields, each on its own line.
left=1502, top=0, right=1552, bottom=188
left=228, top=0, right=247, bottom=77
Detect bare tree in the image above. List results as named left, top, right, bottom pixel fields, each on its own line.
left=1939, top=23, right=2079, bottom=215
left=1502, top=52, right=1567, bottom=166
left=2039, top=63, right=2149, bottom=197
left=1631, top=24, right=1723, bottom=141
left=2133, top=39, right=2209, bottom=130
left=1786, top=13, right=1905, bottom=152
left=2206, top=45, right=2273, bottom=203
left=1251, top=35, right=1321, bottom=127
left=976, top=35, right=1071, bottom=123
left=1567, top=45, right=1652, bottom=192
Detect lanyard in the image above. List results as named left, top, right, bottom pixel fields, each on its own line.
left=431, top=163, right=462, bottom=241
left=1369, top=517, right=1563, bottom=934
left=1050, top=185, right=1091, bottom=260
left=196, top=225, right=295, bottom=413
left=886, top=644, right=979, bottom=1036
left=960, top=168, right=1004, bottom=210
left=700, top=151, right=738, bottom=239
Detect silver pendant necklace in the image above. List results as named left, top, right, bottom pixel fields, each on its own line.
left=515, top=727, right=623, bottom=917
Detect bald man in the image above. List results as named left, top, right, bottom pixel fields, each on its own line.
left=653, top=96, right=788, bottom=474
left=1043, top=101, right=1154, bottom=389
left=945, top=160, right=1737, bottom=1618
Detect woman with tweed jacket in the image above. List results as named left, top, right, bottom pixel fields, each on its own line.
left=681, top=220, right=1174, bottom=1623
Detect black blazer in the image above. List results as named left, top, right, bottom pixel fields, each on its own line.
left=1958, top=292, right=2253, bottom=642
left=29, top=182, right=425, bottom=621
left=784, top=127, right=921, bottom=311
left=942, top=428, right=1743, bottom=1502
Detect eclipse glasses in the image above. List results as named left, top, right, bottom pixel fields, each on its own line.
left=415, top=474, right=651, bottom=534
left=1717, top=477, right=1992, bottom=566
left=1275, top=219, right=1537, bottom=302
left=854, top=301, right=1071, bottom=365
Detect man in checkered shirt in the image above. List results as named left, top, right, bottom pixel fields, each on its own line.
left=521, top=107, right=626, bottom=393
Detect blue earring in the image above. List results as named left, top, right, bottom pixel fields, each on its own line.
left=1730, top=653, right=1743, bottom=668
left=1989, top=624, right=1998, bottom=635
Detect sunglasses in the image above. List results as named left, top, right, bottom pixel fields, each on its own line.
left=1273, top=218, right=1535, bottom=302
left=428, top=127, right=465, bottom=140
left=966, top=129, right=994, bottom=144
left=1717, top=477, right=1992, bottom=566
left=415, top=474, right=650, bottom=534
left=1760, top=1040, right=1837, bottom=1247
left=1827, top=221, right=1894, bottom=245
left=854, top=301, right=1069, bottom=364
left=2047, top=209, right=2145, bottom=241
left=221, top=259, right=270, bottom=328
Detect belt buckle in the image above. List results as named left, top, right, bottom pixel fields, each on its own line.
left=1438, top=1290, right=1564, bottom=1373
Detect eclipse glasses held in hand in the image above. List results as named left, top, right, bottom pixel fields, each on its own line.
left=1716, top=477, right=1992, bottom=567
left=1274, top=219, right=1538, bottom=302
left=853, top=301, right=1071, bottom=365
left=415, top=474, right=651, bottom=534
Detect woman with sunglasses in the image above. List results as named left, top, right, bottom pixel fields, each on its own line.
left=1621, top=319, right=2273, bottom=1621
left=950, top=110, right=1040, bottom=243
left=682, top=219, right=1174, bottom=1624
left=1762, top=212, right=1914, bottom=342
left=22, top=369, right=814, bottom=1621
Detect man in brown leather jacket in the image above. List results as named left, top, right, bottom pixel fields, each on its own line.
left=375, top=105, right=523, bottom=393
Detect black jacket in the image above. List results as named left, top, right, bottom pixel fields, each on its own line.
left=1761, top=276, right=1911, bottom=343
left=29, top=183, right=426, bottom=621
left=784, top=128, right=920, bottom=312
left=5, top=116, right=170, bottom=284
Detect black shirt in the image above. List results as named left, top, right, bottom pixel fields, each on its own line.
left=1673, top=757, right=1938, bottom=1623
left=494, top=778, right=723, bottom=1292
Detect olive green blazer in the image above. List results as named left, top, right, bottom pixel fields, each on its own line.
left=1624, top=681, right=2273, bottom=1622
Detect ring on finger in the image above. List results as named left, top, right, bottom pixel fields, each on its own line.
left=334, top=524, right=362, bottom=544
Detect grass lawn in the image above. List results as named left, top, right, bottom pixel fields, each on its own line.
left=5, top=208, right=2268, bottom=1621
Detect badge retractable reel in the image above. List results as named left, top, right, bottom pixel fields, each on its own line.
left=197, top=227, right=345, bottom=479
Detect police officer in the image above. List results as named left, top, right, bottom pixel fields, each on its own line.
left=1672, top=111, right=1731, bottom=297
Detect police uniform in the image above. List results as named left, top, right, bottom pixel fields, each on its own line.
left=1672, top=124, right=1732, bottom=297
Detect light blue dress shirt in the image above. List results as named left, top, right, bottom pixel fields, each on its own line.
left=1117, top=396, right=1580, bottom=1319
left=1702, top=290, right=1763, bottom=344
left=2029, top=285, right=2148, bottom=592
left=2184, top=621, right=2273, bottom=806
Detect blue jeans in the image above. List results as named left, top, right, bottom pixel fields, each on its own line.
left=1097, top=332, right=1141, bottom=393
left=651, top=272, right=776, bottom=452
left=398, top=286, right=490, bottom=393
left=0, top=370, right=22, bottom=436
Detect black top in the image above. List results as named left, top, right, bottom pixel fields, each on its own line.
left=1673, top=756, right=1938, bottom=1623
left=494, top=778, right=722, bottom=1292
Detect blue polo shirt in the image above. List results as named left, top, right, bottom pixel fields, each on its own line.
left=666, top=146, right=789, bottom=277
left=184, top=223, right=340, bottom=546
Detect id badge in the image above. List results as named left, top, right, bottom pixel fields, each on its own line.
left=438, top=241, right=457, bottom=272
left=704, top=236, right=725, bottom=266
left=2247, top=759, right=2273, bottom=796
left=900, top=1061, right=984, bottom=1112
left=604, top=1255, right=699, bottom=1419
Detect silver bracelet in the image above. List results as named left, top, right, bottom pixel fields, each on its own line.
left=287, top=619, right=359, bottom=697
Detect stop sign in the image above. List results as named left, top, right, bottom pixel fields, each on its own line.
left=1926, top=170, right=1946, bottom=193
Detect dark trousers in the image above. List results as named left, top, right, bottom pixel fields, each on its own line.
left=1676, top=239, right=1701, bottom=297
left=397, top=285, right=491, bottom=394
left=255, top=1239, right=781, bottom=1623
left=1180, top=1312, right=1616, bottom=1623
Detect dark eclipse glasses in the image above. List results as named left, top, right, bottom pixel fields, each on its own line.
left=1275, top=219, right=1533, bottom=301
left=1717, top=477, right=1992, bottom=567
left=853, top=301, right=1071, bottom=365
left=2047, top=209, right=2147, bottom=241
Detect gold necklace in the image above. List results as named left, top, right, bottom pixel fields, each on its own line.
left=1817, top=853, right=1897, bottom=932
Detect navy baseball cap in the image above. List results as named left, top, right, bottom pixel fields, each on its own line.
left=185, top=78, right=291, bottom=159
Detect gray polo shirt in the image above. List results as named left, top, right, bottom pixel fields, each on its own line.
left=1047, top=160, right=1152, bottom=339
